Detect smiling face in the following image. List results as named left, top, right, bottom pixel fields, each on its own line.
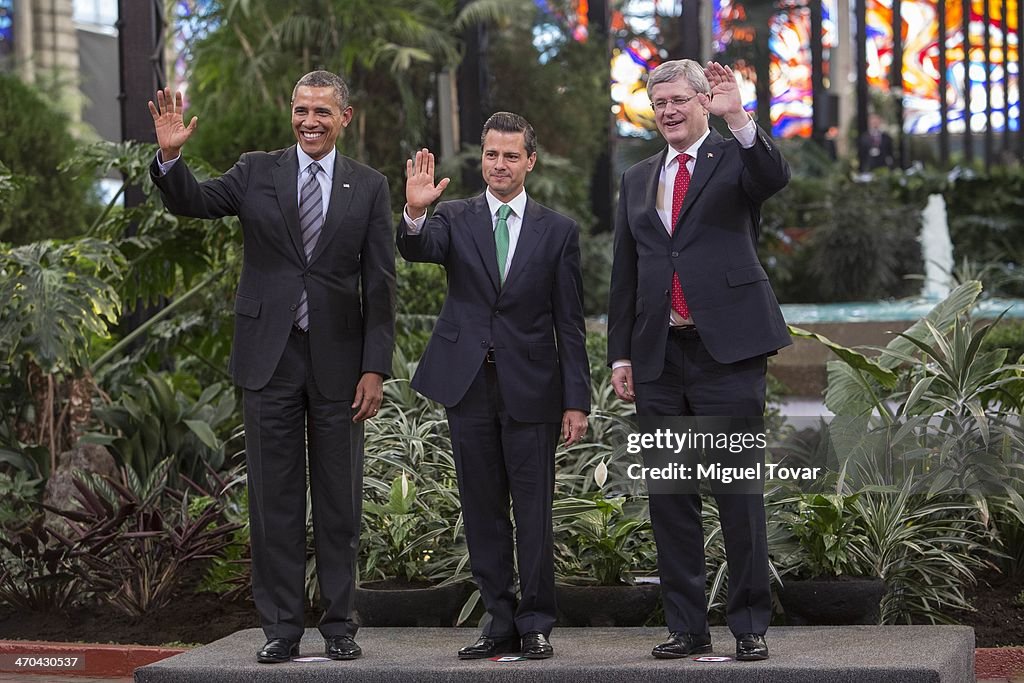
left=651, top=79, right=709, bottom=153
left=291, top=86, right=352, bottom=160
left=481, top=129, right=536, bottom=202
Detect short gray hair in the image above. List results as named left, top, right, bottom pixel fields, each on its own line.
left=292, top=70, right=350, bottom=111
left=646, top=59, right=710, bottom=100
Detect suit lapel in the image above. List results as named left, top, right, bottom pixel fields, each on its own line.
left=674, top=130, right=726, bottom=236
left=467, top=194, right=501, bottom=295
left=500, top=197, right=546, bottom=294
left=308, top=153, right=355, bottom=266
left=644, top=150, right=670, bottom=240
left=272, top=146, right=305, bottom=261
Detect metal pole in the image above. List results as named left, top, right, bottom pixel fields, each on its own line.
left=963, top=0, right=974, bottom=162
left=891, top=0, right=907, bottom=166
left=856, top=0, right=869, bottom=138
left=938, top=0, right=949, bottom=164
left=811, top=0, right=825, bottom=144
left=983, top=0, right=993, bottom=170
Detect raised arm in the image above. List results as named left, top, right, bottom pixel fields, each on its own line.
left=148, top=88, right=198, bottom=162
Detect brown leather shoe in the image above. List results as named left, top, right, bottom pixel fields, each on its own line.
left=651, top=632, right=713, bottom=659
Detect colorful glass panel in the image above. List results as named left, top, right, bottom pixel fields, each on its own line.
left=866, top=0, right=1019, bottom=133
left=611, top=0, right=684, bottom=138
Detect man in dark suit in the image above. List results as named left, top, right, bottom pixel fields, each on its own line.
left=397, top=112, right=590, bottom=660
left=147, top=71, right=395, bottom=663
left=607, top=60, right=791, bottom=661
left=858, top=113, right=896, bottom=172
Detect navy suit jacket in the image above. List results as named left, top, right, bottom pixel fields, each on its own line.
left=151, top=146, right=396, bottom=401
left=397, top=193, right=590, bottom=423
left=607, top=125, right=792, bottom=382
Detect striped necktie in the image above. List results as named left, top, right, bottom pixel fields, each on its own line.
left=294, top=161, right=323, bottom=330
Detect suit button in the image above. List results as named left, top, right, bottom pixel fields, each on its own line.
left=289, top=304, right=297, bottom=311
left=480, top=341, right=489, bottom=348
left=493, top=309, right=501, bottom=316
left=664, top=290, right=670, bottom=296
left=671, top=251, right=679, bottom=257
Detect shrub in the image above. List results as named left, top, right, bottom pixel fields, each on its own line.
left=0, top=75, right=97, bottom=243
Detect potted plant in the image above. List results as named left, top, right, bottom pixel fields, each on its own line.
left=355, top=472, right=469, bottom=626
left=778, top=492, right=886, bottom=625
left=552, top=463, right=660, bottom=626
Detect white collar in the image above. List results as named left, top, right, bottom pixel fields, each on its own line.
left=665, top=128, right=711, bottom=169
left=485, top=187, right=528, bottom=220
left=297, top=146, right=336, bottom=179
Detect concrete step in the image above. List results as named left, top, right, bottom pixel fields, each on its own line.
left=134, top=625, right=975, bottom=682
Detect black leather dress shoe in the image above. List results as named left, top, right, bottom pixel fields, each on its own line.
left=256, top=637, right=299, bottom=663
left=651, top=632, right=713, bottom=659
left=325, top=634, right=362, bottom=660
left=521, top=632, right=553, bottom=659
left=736, top=633, right=769, bottom=661
left=457, top=634, right=520, bottom=659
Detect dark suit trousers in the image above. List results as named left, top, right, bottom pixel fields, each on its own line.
left=446, top=361, right=559, bottom=638
left=635, top=327, right=772, bottom=637
left=243, top=327, right=363, bottom=640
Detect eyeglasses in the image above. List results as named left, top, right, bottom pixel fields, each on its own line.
left=652, top=95, right=698, bottom=112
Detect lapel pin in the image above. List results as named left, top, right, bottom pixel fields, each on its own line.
left=343, top=183, right=351, bottom=188
left=707, top=152, right=714, bottom=158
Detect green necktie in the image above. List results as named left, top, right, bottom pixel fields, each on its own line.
left=495, top=203, right=512, bottom=283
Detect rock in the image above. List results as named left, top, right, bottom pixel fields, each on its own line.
left=43, top=442, right=118, bottom=526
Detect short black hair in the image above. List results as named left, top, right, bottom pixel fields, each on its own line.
left=481, top=112, right=537, bottom=157
left=292, top=70, right=350, bottom=110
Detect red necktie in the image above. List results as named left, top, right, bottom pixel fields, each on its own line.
left=670, top=153, right=691, bottom=319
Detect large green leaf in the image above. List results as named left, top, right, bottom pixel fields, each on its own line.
left=789, top=326, right=898, bottom=389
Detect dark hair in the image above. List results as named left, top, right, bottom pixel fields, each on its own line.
left=481, top=111, right=537, bottom=156
left=292, top=70, right=350, bottom=110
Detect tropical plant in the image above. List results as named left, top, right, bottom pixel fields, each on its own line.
left=83, top=371, right=238, bottom=483
left=0, top=470, right=41, bottom=529
left=0, top=516, right=79, bottom=612
left=783, top=492, right=865, bottom=579
left=789, top=280, right=1024, bottom=623
left=361, top=472, right=462, bottom=585
left=848, top=478, right=993, bottom=624
left=553, top=493, right=653, bottom=586
left=0, top=238, right=124, bottom=476
left=0, top=74, right=98, bottom=244
left=45, top=459, right=241, bottom=617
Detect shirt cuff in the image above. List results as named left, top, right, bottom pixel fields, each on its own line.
left=611, top=360, right=632, bottom=370
left=729, top=115, right=757, bottom=149
left=155, top=150, right=180, bottom=176
left=403, top=205, right=426, bottom=234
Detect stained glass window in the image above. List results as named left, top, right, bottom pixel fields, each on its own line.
left=866, top=0, right=1020, bottom=133
left=533, top=0, right=591, bottom=61
left=713, top=0, right=837, bottom=138
left=0, top=0, right=13, bottom=61
left=611, top=0, right=684, bottom=138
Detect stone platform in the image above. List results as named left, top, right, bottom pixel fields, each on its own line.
left=134, top=625, right=975, bottom=682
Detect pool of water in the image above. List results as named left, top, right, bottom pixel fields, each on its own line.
left=781, top=298, right=1024, bottom=324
